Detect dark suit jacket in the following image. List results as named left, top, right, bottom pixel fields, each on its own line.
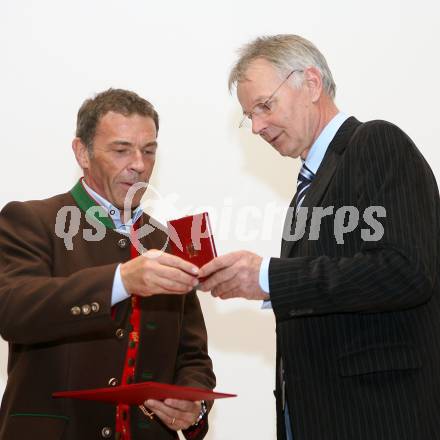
left=0, top=190, right=215, bottom=440
left=270, top=117, right=440, bottom=440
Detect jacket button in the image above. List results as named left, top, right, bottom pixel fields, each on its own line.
left=101, top=426, right=112, bottom=438
left=82, top=304, right=91, bottom=315
left=115, top=328, right=125, bottom=339
left=70, top=306, right=81, bottom=316
left=108, top=377, right=118, bottom=387
left=118, top=238, right=128, bottom=249
left=91, top=302, right=100, bottom=313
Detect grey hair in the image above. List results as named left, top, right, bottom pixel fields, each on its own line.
left=228, top=34, right=336, bottom=99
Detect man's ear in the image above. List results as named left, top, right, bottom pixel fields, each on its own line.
left=303, top=66, right=323, bottom=103
left=72, top=138, right=91, bottom=170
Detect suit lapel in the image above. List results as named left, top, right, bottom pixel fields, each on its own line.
left=281, top=117, right=362, bottom=257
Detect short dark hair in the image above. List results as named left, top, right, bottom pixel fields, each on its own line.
left=76, top=88, right=159, bottom=151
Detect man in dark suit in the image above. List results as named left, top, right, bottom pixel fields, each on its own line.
left=199, top=34, right=440, bottom=439
left=0, top=89, right=215, bottom=439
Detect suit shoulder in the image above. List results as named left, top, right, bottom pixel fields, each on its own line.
left=346, top=120, right=436, bottom=187
left=351, top=119, right=423, bottom=162
left=1, top=192, right=75, bottom=223
left=354, top=119, right=409, bottom=141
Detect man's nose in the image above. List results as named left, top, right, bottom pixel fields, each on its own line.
left=129, top=150, right=146, bottom=172
left=251, top=114, right=268, bottom=135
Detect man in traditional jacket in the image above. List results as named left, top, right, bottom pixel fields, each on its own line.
left=0, top=88, right=215, bottom=440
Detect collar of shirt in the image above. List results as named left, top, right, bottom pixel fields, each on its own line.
left=81, top=178, right=144, bottom=235
left=303, top=112, right=349, bottom=174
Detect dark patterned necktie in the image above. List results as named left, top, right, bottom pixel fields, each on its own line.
left=295, top=162, right=315, bottom=211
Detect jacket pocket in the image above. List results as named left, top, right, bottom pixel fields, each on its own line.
left=338, top=343, right=422, bottom=377
left=3, top=413, right=68, bottom=438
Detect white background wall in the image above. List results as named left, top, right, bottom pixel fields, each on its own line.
left=1, top=1, right=439, bottom=439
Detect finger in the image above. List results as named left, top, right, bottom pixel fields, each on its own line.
left=150, top=407, right=183, bottom=430
left=198, top=252, right=241, bottom=278
left=144, top=400, right=193, bottom=429
left=153, top=251, right=200, bottom=276
left=211, top=284, right=235, bottom=298
left=218, top=292, right=238, bottom=300
left=142, top=261, right=198, bottom=294
left=210, top=274, right=242, bottom=297
left=199, top=264, right=237, bottom=291
left=153, top=264, right=199, bottom=288
left=151, top=272, right=197, bottom=294
left=164, top=399, right=200, bottom=413
left=154, top=399, right=198, bottom=423
left=144, top=399, right=178, bottom=418
left=198, top=258, right=228, bottom=278
left=211, top=277, right=241, bottom=297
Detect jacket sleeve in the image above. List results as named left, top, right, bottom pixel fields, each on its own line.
left=270, top=121, right=439, bottom=321
left=0, top=200, right=120, bottom=344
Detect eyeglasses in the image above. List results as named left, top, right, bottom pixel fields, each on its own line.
left=239, top=69, right=303, bottom=129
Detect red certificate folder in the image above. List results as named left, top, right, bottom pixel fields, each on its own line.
left=53, top=382, right=236, bottom=405
left=167, top=212, right=217, bottom=269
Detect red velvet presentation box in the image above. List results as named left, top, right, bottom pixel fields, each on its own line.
left=167, top=212, right=217, bottom=271
left=53, top=382, right=236, bottom=405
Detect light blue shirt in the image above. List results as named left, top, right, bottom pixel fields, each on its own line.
left=261, top=112, right=349, bottom=306
left=82, top=180, right=144, bottom=306
left=82, top=179, right=144, bottom=234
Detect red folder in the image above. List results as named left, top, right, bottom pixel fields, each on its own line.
left=167, top=212, right=217, bottom=269
left=53, top=382, right=236, bottom=405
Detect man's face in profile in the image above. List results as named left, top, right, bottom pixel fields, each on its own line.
left=237, top=59, right=317, bottom=160
left=77, top=111, right=158, bottom=210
